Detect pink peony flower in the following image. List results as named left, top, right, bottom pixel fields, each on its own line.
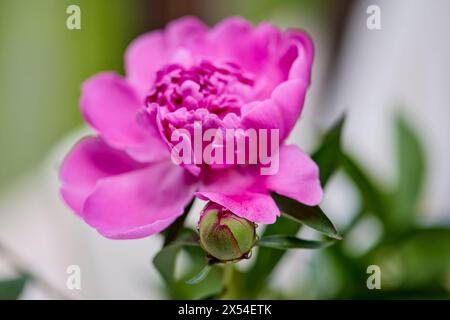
left=59, top=16, right=323, bottom=239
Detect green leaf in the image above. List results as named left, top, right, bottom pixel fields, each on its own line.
left=0, top=274, right=28, bottom=300
left=244, top=216, right=302, bottom=296
left=341, top=154, right=391, bottom=227
left=154, top=199, right=196, bottom=285
left=257, top=235, right=335, bottom=250
left=312, top=115, right=346, bottom=185
left=153, top=231, right=199, bottom=285
left=168, top=263, right=224, bottom=300
left=153, top=245, right=181, bottom=285
left=272, top=193, right=342, bottom=240
left=155, top=228, right=224, bottom=299
left=163, top=198, right=195, bottom=246
left=185, top=265, right=211, bottom=285
left=394, top=116, right=426, bottom=228
left=167, top=242, right=224, bottom=299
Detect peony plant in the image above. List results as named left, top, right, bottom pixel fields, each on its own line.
left=59, top=16, right=342, bottom=297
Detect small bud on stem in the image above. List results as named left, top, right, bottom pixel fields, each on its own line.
left=198, top=202, right=257, bottom=262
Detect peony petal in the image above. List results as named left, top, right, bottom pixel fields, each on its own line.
left=198, top=166, right=278, bottom=224
left=270, top=79, right=308, bottom=139
left=81, top=72, right=168, bottom=162
left=83, top=160, right=198, bottom=239
left=238, top=28, right=313, bottom=141
left=241, top=99, right=286, bottom=140
left=59, top=137, right=145, bottom=216
left=266, top=144, right=323, bottom=206
left=241, top=79, right=308, bottom=141
left=209, top=18, right=274, bottom=73
left=196, top=191, right=279, bottom=224
left=285, top=29, right=314, bottom=82
left=97, top=216, right=179, bottom=240
left=200, top=166, right=261, bottom=194
left=125, top=31, right=168, bottom=99
left=207, top=20, right=313, bottom=100
left=165, top=16, right=209, bottom=61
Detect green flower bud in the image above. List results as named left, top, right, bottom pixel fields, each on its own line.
left=198, top=202, right=257, bottom=262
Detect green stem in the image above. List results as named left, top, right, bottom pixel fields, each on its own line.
left=218, top=263, right=236, bottom=299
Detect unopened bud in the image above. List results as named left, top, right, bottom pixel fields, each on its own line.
left=198, top=202, right=257, bottom=262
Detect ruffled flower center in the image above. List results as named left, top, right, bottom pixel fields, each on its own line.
left=145, top=61, right=257, bottom=171
left=148, top=60, right=253, bottom=114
